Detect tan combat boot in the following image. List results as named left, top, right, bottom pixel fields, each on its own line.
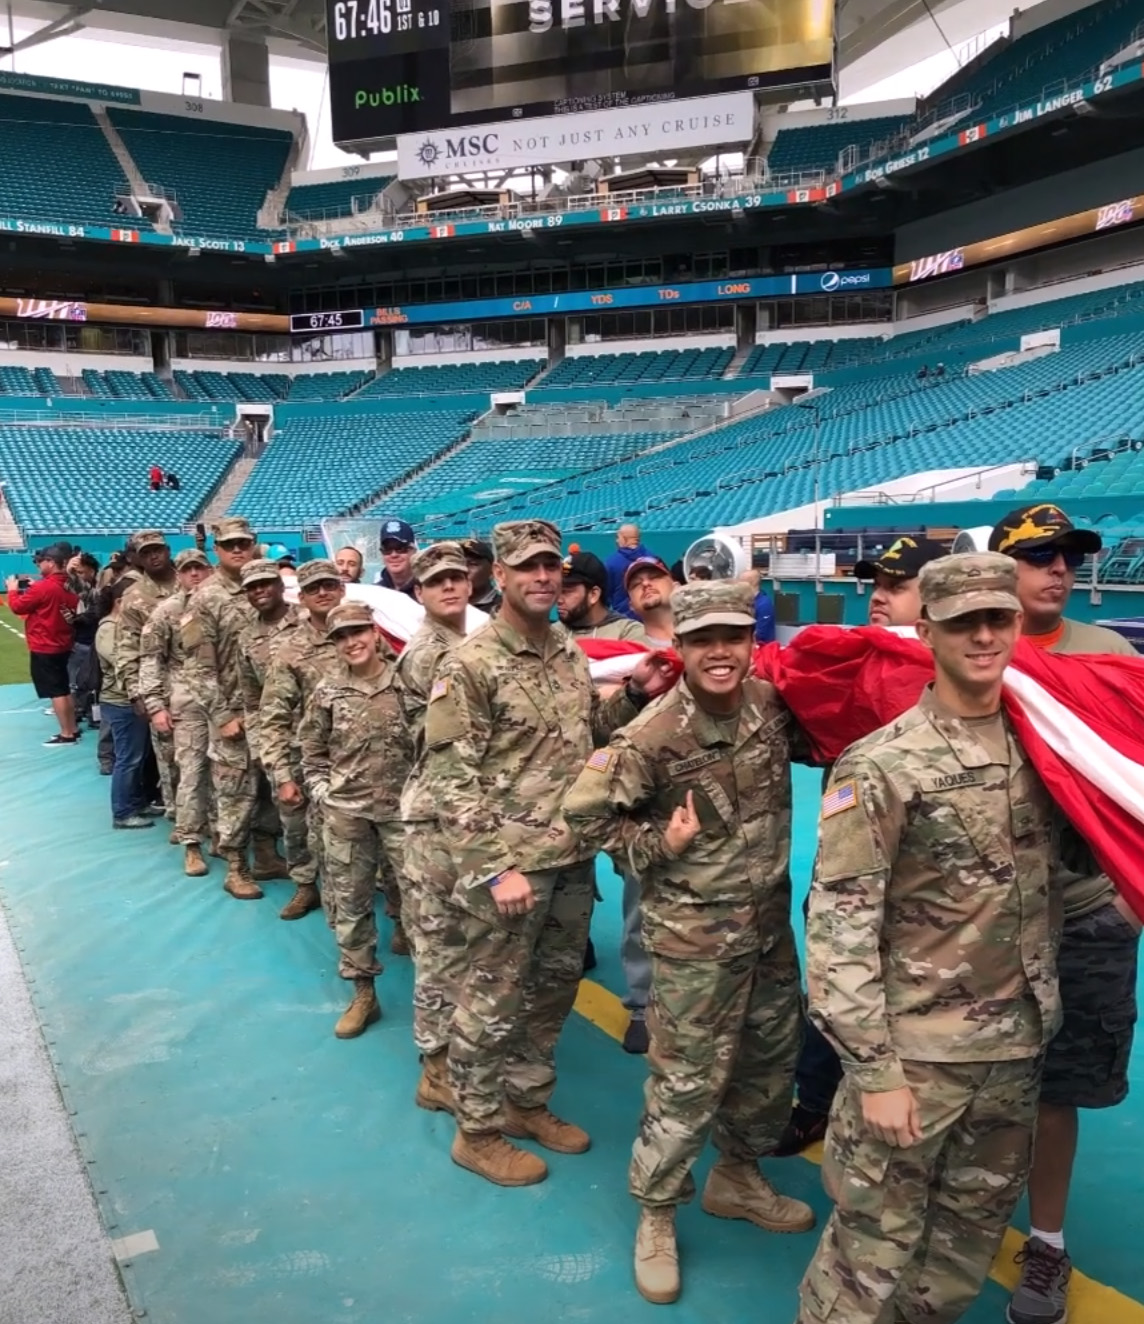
left=503, top=1102, right=590, bottom=1154
left=223, top=849, right=263, bottom=900
left=183, top=843, right=208, bottom=877
left=450, top=1131, right=547, bottom=1186
left=634, top=1206, right=681, bottom=1304
left=168, top=827, right=179, bottom=846
left=415, top=1050, right=453, bottom=1113
left=251, top=836, right=289, bottom=881
left=700, top=1158, right=815, bottom=1233
left=335, top=977, right=381, bottom=1039
left=279, top=884, right=321, bottom=921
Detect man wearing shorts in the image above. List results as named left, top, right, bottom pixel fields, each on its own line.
left=6, top=545, right=80, bottom=745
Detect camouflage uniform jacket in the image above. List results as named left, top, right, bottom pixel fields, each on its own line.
left=299, top=662, right=412, bottom=820
left=259, top=616, right=345, bottom=788
left=564, top=677, right=803, bottom=961
left=397, top=616, right=466, bottom=824
left=238, top=607, right=299, bottom=765
left=422, top=616, right=639, bottom=889
left=807, top=685, right=1066, bottom=1094
left=180, top=573, right=257, bottom=729
left=116, top=573, right=178, bottom=702
left=138, top=588, right=192, bottom=716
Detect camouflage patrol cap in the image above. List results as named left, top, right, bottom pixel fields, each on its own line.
left=130, top=529, right=168, bottom=551
left=239, top=558, right=282, bottom=587
left=919, top=553, right=1021, bottom=622
left=326, top=601, right=377, bottom=636
left=411, top=541, right=468, bottom=583
left=672, top=580, right=757, bottom=635
left=493, top=520, right=562, bottom=567
left=212, top=516, right=255, bottom=544
left=174, top=548, right=210, bottom=570
left=295, top=558, right=341, bottom=589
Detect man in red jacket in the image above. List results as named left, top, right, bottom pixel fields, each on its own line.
left=6, top=545, right=80, bottom=745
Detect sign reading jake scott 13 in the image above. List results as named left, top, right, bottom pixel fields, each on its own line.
left=327, top=0, right=834, bottom=144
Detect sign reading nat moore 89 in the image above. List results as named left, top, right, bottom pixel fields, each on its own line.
left=327, top=0, right=835, bottom=143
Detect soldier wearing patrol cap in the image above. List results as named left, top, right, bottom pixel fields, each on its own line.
left=138, top=547, right=215, bottom=875
left=566, top=580, right=815, bottom=1304
left=299, top=599, right=413, bottom=1039
left=398, top=540, right=472, bottom=1111
left=421, top=519, right=675, bottom=1188
left=797, top=553, right=1081, bottom=1324
left=462, top=539, right=500, bottom=615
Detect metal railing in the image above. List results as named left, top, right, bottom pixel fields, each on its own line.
left=0, top=408, right=227, bottom=430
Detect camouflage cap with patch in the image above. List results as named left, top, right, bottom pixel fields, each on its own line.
left=213, top=516, right=255, bottom=543
left=326, top=600, right=376, bottom=635
left=493, top=519, right=562, bottom=567
left=239, top=558, right=282, bottom=587
left=130, top=529, right=168, bottom=551
left=412, top=541, right=469, bottom=583
left=919, top=552, right=1021, bottom=622
left=672, top=580, right=757, bottom=635
left=174, top=548, right=210, bottom=570
left=295, top=558, right=341, bottom=588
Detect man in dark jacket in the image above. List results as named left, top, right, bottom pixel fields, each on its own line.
left=6, top=545, right=80, bottom=744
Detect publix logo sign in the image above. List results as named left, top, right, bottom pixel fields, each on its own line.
left=820, top=270, right=873, bottom=291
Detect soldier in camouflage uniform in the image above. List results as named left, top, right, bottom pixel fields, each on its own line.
left=421, top=519, right=674, bottom=1188
left=139, top=548, right=215, bottom=876
left=397, top=541, right=472, bottom=1113
left=797, top=553, right=1073, bottom=1324
left=259, top=558, right=346, bottom=923
left=182, top=517, right=285, bottom=901
left=299, top=600, right=413, bottom=1039
left=565, top=580, right=816, bottom=1304
left=115, top=530, right=179, bottom=819
left=237, top=559, right=315, bottom=914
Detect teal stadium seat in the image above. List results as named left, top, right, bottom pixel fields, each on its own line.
left=766, top=115, right=910, bottom=176
left=356, top=360, right=544, bottom=398
left=285, top=177, right=394, bottom=221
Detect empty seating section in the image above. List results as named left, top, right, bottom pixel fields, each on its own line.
left=356, top=360, right=543, bottom=398
left=998, top=445, right=1144, bottom=505
left=924, top=0, right=1139, bottom=123
left=766, top=115, right=910, bottom=176
left=107, top=109, right=292, bottom=238
left=0, top=425, right=239, bottom=534
left=543, top=348, right=733, bottom=389
left=740, top=337, right=885, bottom=377
left=472, top=396, right=728, bottom=440
left=0, top=94, right=127, bottom=229
left=33, top=367, right=60, bottom=395
left=286, top=371, right=371, bottom=401
left=232, top=408, right=476, bottom=526
left=428, top=327, right=1144, bottom=536
left=0, top=366, right=37, bottom=396
left=285, top=177, right=394, bottom=220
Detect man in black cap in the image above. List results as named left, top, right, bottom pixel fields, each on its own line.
left=989, top=502, right=1137, bottom=1324
left=558, top=552, right=647, bottom=642
left=463, top=539, right=500, bottom=615
left=853, top=535, right=949, bottom=628
left=376, top=518, right=417, bottom=598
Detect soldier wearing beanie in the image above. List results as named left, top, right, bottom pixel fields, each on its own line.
left=798, top=554, right=1080, bottom=1324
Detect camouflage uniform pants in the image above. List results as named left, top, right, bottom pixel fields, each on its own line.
left=448, top=861, right=594, bottom=1135
left=172, top=697, right=212, bottom=844
left=403, top=825, right=467, bottom=1056
left=322, top=808, right=405, bottom=980
left=151, top=726, right=178, bottom=819
left=276, top=770, right=317, bottom=890
left=630, top=931, right=803, bottom=1207
left=209, top=727, right=278, bottom=852
left=797, top=1057, right=1041, bottom=1324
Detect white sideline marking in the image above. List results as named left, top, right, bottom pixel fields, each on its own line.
left=110, top=1230, right=159, bottom=1261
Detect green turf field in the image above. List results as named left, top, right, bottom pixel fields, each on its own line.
left=0, top=603, right=31, bottom=686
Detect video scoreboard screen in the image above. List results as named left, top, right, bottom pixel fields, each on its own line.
left=326, top=0, right=835, bottom=144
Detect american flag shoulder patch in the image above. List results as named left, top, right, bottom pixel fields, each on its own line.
left=429, top=678, right=449, bottom=701
left=585, top=749, right=615, bottom=774
left=822, top=779, right=858, bottom=819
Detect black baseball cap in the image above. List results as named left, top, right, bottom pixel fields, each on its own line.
left=462, top=539, right=494, bottom=562
left=855, top=536, right=947, bottom=581
left=989, top=503, right=1102, bottom=556
left=562, top=551, right=607, bottom=595
left=379, top=518, right=415, bottom=548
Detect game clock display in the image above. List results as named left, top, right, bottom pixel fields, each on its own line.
left=288, top=310, right=366, bottom=333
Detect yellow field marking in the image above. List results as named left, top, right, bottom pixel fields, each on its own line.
left=574, top=977, right=1144, bottom=1324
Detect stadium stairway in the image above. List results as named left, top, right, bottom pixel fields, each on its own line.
left=198, top=455, right=259, bottom=526
left=0, top=488, right=24, bottom=549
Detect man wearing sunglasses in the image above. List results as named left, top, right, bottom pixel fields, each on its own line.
left=990, top=502, right=1138, bottom=1324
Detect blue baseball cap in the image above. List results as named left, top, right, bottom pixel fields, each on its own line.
left=380, top=519, right=415, bottom=548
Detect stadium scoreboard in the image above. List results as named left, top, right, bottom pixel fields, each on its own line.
left=326, top=0, right=835, bottom=145
left=288, top=309, right=367, bottom=332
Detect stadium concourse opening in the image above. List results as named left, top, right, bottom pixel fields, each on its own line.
left=0, top=677, right=1140, bottom=1323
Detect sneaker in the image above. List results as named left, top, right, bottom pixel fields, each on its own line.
left=623, top=1017, right=649, bottom=1055
left=44, top=734, right=80, bottom=746
left=113, top=815, right=155, bottom=830
left=771, top=1103, right=829, bottom=1157
left=1007, top=1238, right=1071, bottom=1324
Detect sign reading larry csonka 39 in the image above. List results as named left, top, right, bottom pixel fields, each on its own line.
left=327, top=0, right=834, bottom=144
left=395, top=91, right=756, bottom=175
